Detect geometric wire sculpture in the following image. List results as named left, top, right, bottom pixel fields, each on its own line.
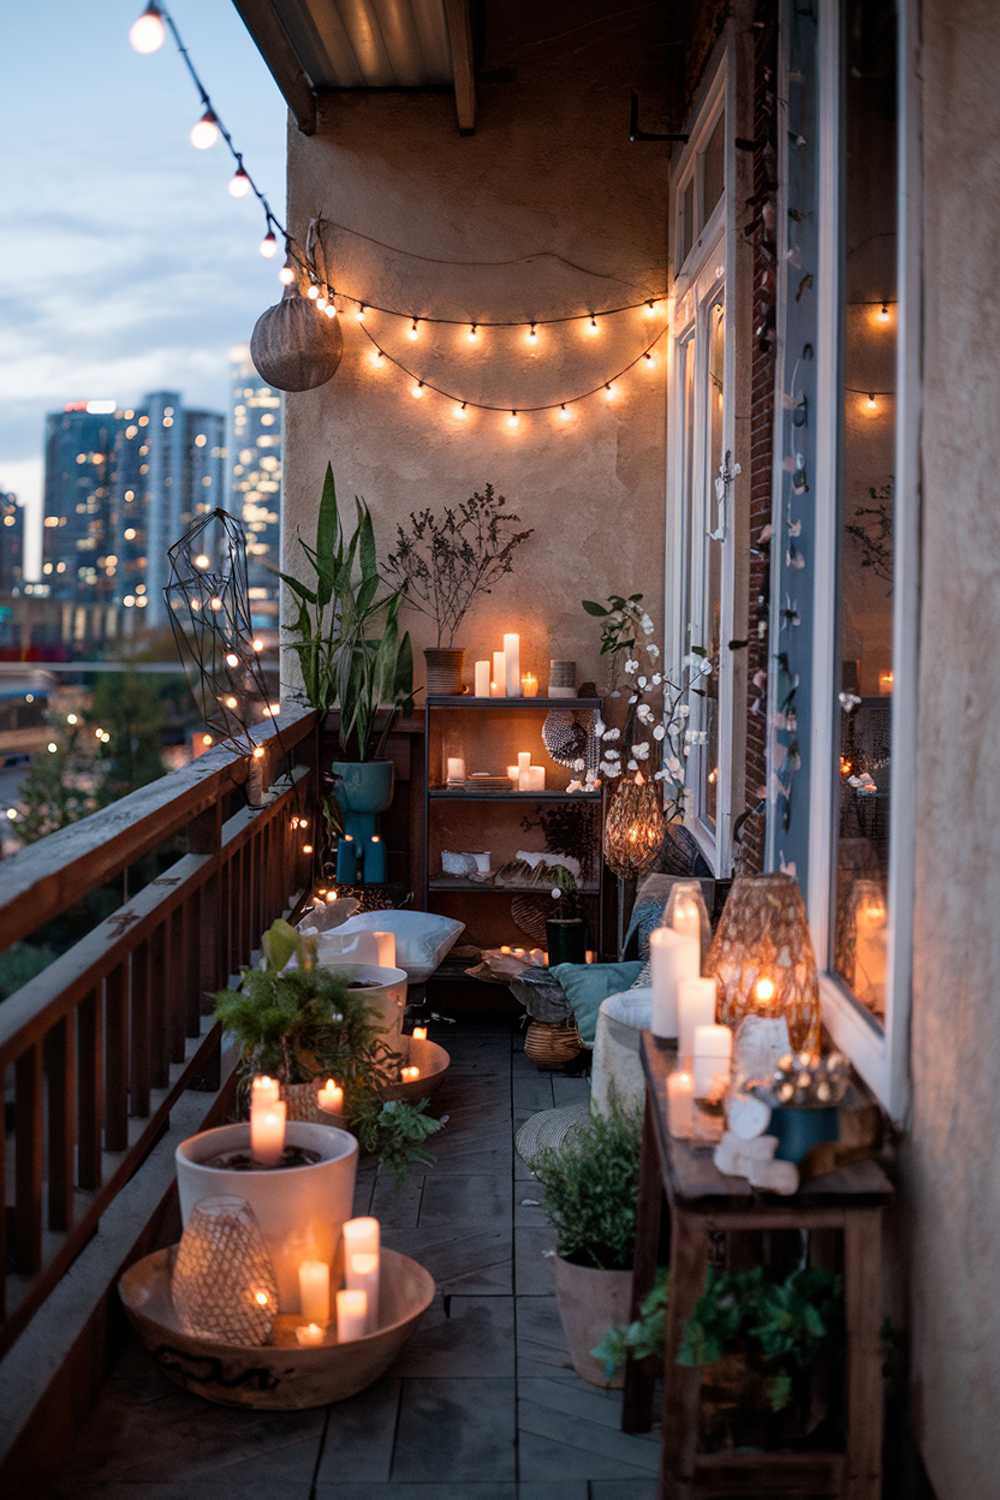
left=170, top=1195, right=279, bottom=1347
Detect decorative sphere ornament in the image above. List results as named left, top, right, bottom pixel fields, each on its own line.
left=250, top=289, right=343, bottom=393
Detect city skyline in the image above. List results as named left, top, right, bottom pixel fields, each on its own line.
left=0, top=1, right=287, bottom=578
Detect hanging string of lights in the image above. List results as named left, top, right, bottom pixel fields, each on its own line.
left=128, top=1, right=668, bottom=394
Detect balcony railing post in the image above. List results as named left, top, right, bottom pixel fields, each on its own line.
left=77, top=988, right=103, bottom=1190
left=45, top=1015, right=77, bottom=1233
left=14, top=1045, right=43, bottom=1272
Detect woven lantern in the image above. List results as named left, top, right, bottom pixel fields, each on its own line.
left=704, top=873, right=820, bottom=1052
left=603, top=773, right=663, bottom=879
left=250, top=287, right=343, bottom=392
left=170, top=1195, right=279, bottom=1347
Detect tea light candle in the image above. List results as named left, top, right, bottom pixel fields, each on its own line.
left=316, top=1078, right=344, bottom=1115
left=324, top=888, right=340, bottom=904
left=693, top=1024, right=733, bottom=1099
left=667, top=1069, right=694, bottom=1138
left=347, top=1251, right=380, bottom=1330
left=492, top=651, right=506, bottom=695
left=678, top=976, right=718, bottom=1061
left=446, top=756, right=466, bottom=786
left=336, top=1288, right=368, bottom=1343
left=365, top=834, right=387, bottom=884
left=671, top=891, right=702, bottom=945
left=250, top=1098, right=286, bottom=1167
left=373, top=930, right=396, bottom=968
left=650, top=928, right=700, bottom=1039
left=412, top=1025, right=428, bottom=1041
left=401, top=1065, right=421, bottom=1082
left=504, top=632, right=521, bottom=696
left=753, top=975, right=776, bottom=1009
left=295, top=1322, right=326, bottom=1348
left=878, top=669, right=894, bottom=695
left=343, top=1217, right=380, bottom=1261
left=298, top=1259, right=331, bottom=1324
left=474, top=659, right=491, bottom=697
left=335, top=834, right=357, bottom=883
left=522, top=672, right=539, bottom=697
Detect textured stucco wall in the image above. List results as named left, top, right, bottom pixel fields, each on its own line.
left=907, top=2, right=1000, bottom=1493
left=280, top=3, right=668, bottom=698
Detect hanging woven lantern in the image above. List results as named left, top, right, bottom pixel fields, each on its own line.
left=249, top=215, right=343, bottom=393
left=704, top=873, right=820, bottom=1052
left=603, top=773, right=663, bottom=879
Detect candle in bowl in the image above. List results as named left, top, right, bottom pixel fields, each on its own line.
left=250, top=1098, right=286, bottom=1167
left=492, top=651, right=506, bottom=694
left=316, top=1078, right=344, bottom=1115
left=298, top=1259, right=331, bottom=1325
left=693, top=1023, right=733, bottom=1100
left=337, top=1288, right=368, bottom=1343
left=347, top=1250, right=380, bottom=1330
left=678, top=976, right=718, bottom=1062
left=667, top=1069, right=694, bottom=1138
left=400, top=1064, right=421, bottom=1082
left=503, top=632, right=521, bottom=696
left=521, top=672, right=539, bottom=698
left=343, top=1216, right=380, bottom=1261
left=365, top=835, right=387, bottom=883
left=324, top=888, right=340, bottom=904
left=373, top=930, right=396, bottom=968
left=412, top=1025, right=428, bottom=1041
left=295, top=1322, right=326, bottom=1348
left=474, top=659, right=491, bottom=697
left=649, top=928, right=700, bottom=1039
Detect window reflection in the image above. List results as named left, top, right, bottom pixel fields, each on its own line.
left=832, top=0, right=897, bottom=1023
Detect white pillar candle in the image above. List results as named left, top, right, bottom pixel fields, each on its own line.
left=492, top=651, right=506, bottom=695
left=474, top=659, right=491, bottom=697
left=298, top=1259, right=331, bottom=1324
left=411, top=1025, right=428, bottom=1041
left=671, top=891, right=702, bottom=944
left=343, top=1216, right=380, bottom=1261
left=373, top=930, right=397, bottom=968
left=667, top=1069, right=694, bottom=1138
left=693, top=1023, right=733, bottom=1099
left=295, top=1322, right=326, bottom=1347
left=316, top=1078, right=344, bottom=1115
left=336, top=1288, right=368, bottom=1343
left=504, top=632, right=521, bottom=696
left=507, top=764, right=519, bottom=784
left=517, top=751, right=532, bottom=773
left=446, top=756, right=466, bottom=785
left=678, top=976, right=718, bottom=1062
left=250, top=1098, right=286, bottom=1167
left=251, top=1074, right=280, bottom=1109
left=649, top=928, right=700, bottom=1039
left=518, top=765, right=546, bottom=792
left=347, top=1251, right=380, bottom=1331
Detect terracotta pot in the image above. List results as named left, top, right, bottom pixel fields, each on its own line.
left=553, top=1254, right=633, bottom=1388
left=424, top=646, right=465, bottom=695
left=175, top=1121, right=357, bottom=1313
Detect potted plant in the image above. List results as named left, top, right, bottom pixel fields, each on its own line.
left=279, top=464, right=416, bottom=834
left=533, top=1100, right=642, bottom=1387
left=386, top=483, right=534, bottom=695
left=545, top=881, right=588, bottom=966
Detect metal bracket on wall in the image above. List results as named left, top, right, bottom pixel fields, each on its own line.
left=627, top=90, right=689, bottom=144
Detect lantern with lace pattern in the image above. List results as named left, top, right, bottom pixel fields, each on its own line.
left=602, top=772, right=663, bottom=879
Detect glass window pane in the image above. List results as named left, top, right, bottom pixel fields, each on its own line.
left=679, top=177, right=695, bottom=267
left=699, top=294, right=725, bottom=828
left=702, top=111, right=725, bottom=223
left=832, top=0, right=897, bottom=1024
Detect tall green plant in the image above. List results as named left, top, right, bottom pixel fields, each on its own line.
left=279, top=465, right=415, bottom=759
left=533, top=1100, right=642, bottom=1271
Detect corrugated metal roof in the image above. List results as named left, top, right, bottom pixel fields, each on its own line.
left=272, top=0, right=453, bottom=88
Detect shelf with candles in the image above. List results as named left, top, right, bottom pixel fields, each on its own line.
left=429, top=787, right=600, bottom=802
left=426, top=693, right=602, bottom=711
left=429, top=876, right=600, bottom=894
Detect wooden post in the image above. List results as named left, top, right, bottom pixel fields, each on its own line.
left=623, top=1088, right=667, bottom=1433
left=845, top=1208, right=884, bottom=1500
left=45, top=1016, right=76, bottom=1232
left=104, top=964, right=129, bottom=1152
left=14, top=1045, right=43, bottom=1272
left=76, top=988, right=103, bottom=1190
left=662, top=1213, right=709, bottom=1500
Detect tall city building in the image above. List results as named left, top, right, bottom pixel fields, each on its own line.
left=41, top=401, right=122, bottom=600
left=227, top=347, right=282, bottom=632
left=1, top=489, right=25, bottom=594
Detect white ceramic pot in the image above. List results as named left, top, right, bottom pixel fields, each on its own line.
left=323, top=961, right=408, bottom=1049
left=176, top=1121, right=358, bottom=1313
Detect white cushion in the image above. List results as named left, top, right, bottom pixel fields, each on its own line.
left=334, top=910, right=465, bottom=982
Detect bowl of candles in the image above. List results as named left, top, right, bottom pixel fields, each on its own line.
left=379, top=1026, right=451, bottom=1103
left=120, top=1225, right=435, bottom=1410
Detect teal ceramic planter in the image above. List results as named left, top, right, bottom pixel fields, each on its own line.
left=770, top=1103, right=839, bottom=1163
left=331, top=759, right=395, bottom=815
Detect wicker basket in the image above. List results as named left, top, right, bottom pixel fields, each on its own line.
left=424, top=648, right=465, bottom=695
left=524, top=1018, right=583, bottom=1070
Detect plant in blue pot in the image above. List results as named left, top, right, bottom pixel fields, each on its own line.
left=280, top=465, right=416, bottom=882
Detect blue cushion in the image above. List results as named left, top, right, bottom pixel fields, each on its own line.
left=550, top=961, right=644, bottom=1046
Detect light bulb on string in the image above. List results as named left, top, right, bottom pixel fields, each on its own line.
left=209, top=595, right=223, bottom=611
left=369, top=349, right=385, bottom=369
left=587, top=314, right=599, bottom=336
left=643, top=351, right=657, bottom=369
left=507, top=410, right=520, bottom=430
left=259, top=229, right=277, bottom=259
left=316, top=294, right=328, bottom=311
left=252, top=637, right=264, bottom=652
left=129, top=2, right=165, bottom=53
left=604, top=382, right=617, bottom=402
left=225, top=652, right=239, bottom=669
left=558, top=404, right=572, bottom=423
left=190, top=108, right=220, bottom=150
left=526, top=322, right=538, bottom=344
left=865, top=392, right=878, bottom=413
left=643, top=300, right=658, bottom=319
left=411, top=380, right=425, bottom=399
left=223, top=695, right=238, bottom=710
left=356, top=304, right=367, bottom=322
left=228, top=165, right=251, bottom=199
left=467, top=323, right=479, bottom=344
left=278, top=261, right=295, bottom=286
left=453, top=402, right=468, bottom=421
left=408, top=319, right=420, bottom=341
left=193, top=553, right=210, bottom=570
left=878, top=301, right=890, bottom=322
left=307, top=284, right=320, bottom=301
left=323, top=302, right=337, bottom=319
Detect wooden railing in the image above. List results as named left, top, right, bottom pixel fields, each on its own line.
left=0, top=709, right=320, bottom=1355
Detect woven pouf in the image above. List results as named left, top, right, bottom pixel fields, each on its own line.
left=591, top=988, right=653, bottom=1117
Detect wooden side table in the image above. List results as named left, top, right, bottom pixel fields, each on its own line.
left=623, top=1031, right=893, bottom=1500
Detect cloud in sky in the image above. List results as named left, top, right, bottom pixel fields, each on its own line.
left=0, top=0, right=288, bottom=575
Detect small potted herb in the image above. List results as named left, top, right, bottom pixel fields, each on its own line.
left=386, top=484, right=533, bottom=694
left=533, top=1100, right=641, bottom=1387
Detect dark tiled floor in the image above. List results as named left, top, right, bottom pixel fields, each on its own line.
left=54, top=1020, right=661, bottom=1499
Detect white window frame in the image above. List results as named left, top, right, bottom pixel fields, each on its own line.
left=666, top=48, right=741, bottom=876
left=806, top=0, right=921, bottom=1122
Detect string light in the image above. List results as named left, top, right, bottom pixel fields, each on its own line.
left=878, top=302, right=890, bottom=321
left=302, top=843, right=314, bottom=855
left=323, top=303, right=337, bottom=319
left=411, top=380, right=425, bottom=398
left=278, top=261, right=295, bottom=286
left=129, top=2, right=165, bottom=53
left=587, top=315, right=600, bottom=336
left=252, top=637, right=264, bottom=652
left=356, top=304, right=367, bottom=321
left=370, top=348, right=385, bottom=369
left=224, top=694, right=238, bottom=709
left=507, top=410, right=520, bottom=429
left=527, top=322, right=538, bottom=344
left=306, top=283, right=320, bottom=301
left=558, top=403, right=572, bottom=422
left=408, top=319, right=420, bottom=340
left=864, top=393, right=878, bottom=413
left=454, top=402, right=468, bottom=420
left=225, top=651, right=239, bottom=668
left=259, top=229, right=277, bottom=259
left=643, top=351, right=656, bottom=368
left=228, top=165, right=251, bottom=199
left=643, top=299, right=658, bottom=318
left=193, top=552, right=210, bottom=569
left=467, top=323, right=479, bottom=343
left=190, top=108, right=220, bottom=150
left=604, top=382, right=617, bottom=402
left=252, top=746, right=265, bottom=761
left=202, top=733, right=214, bottom=747
left=316, top=293, right=328, bottom=311
left=209, top=595, right=223, bottom=611
left=268, top=702, right=281, bottom=717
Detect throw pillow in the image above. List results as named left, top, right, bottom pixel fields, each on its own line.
left=549, top=960, right=643, bottom=1046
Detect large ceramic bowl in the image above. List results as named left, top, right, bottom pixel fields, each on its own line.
left=381, top=1035, right=451, bottom=1103
left=120, top=1245, right=435, bottom=1410
left=175, top=1121, right=357, bottom=1312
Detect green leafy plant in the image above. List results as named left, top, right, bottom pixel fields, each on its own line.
left=592, top=1270, right=669, bottom=1379
left=533, top=1100, right=642, bottom=1271
left=351, top=1095, right=445, bottom=1182
left=678, top=1266, right=843, bottom=1412
left=386, top=483, right=534, bottom=646
left=279, top=464, right=415, bottom=758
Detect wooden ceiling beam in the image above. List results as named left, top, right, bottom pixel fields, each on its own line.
left=230, top=0, right=318, bottom=135
left=442, top=0, right=476, bottom=134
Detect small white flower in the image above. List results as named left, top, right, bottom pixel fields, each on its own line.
left=627, top=758, right=638, bottom=771
left=551, top=886, right=563, bottom=900
left=603, top=726, right=620, bottom=741
left=640, top=612, right=654, bottom=635
left=572, top=758, right=585, bottom=772
left=624, top=658, right=639, bottom=675
left=632, top=742, right=650, bottom=761
left=602, top=761, right=622, bottom=778
left=653, top=724, right=666, bottom=741
left=652, top=672, right=662, bottom=686
left=628, top=693, right=639, bottom=705
left=566, top=779, right=583, bottom=793
left=636, top=703, right=653, bottom=724
left=667, top=755, right=683, bottom=777
left=654, top=768, right=668, bottom=781
left=679, top=704, right=690, bottom=719
left=604, top=747, right=620, bottom=759
left=593, top=717, right=606, bottom=738
left=637, top=675, right=648, bottom=689
left=646, top=643, right=660, bottom=660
